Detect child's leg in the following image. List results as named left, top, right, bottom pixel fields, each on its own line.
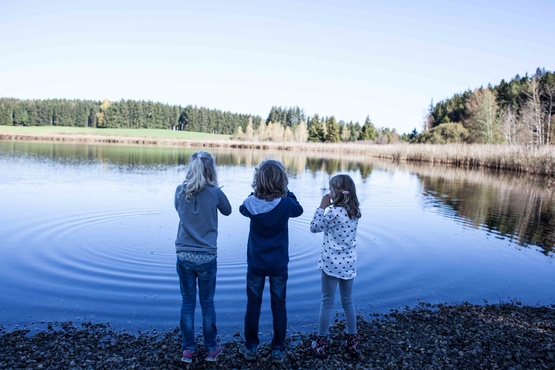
left=176, top=258, right=198, bottom=351
left=197, top=259, right=218, bottom=351
left=244, top=272, right=265, bottom=350
left=338, top=278, right=356, bottom=335
left=318, top=271, right=338, bottom=337
left=269, top=273, right=288, bottom=351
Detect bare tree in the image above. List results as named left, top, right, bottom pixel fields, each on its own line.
left=523, top=76, right=545, bottom=145
left=341, top=124, right=350, bottom=142
left=294, top=120, right=308, bottom=142
left=245, top=117, right=254, bottom=140
left=464, top=88, right=501, bottom=143
left=499, top=105, right=518, bottom=145
left=256, top=119, right=266, bottom=140
left=543, top=81, right=555, bottom=144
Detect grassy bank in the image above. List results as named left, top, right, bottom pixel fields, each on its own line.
left=0, top=125, right=231, bottom=140
left=2, top=126, right=555, bottom=177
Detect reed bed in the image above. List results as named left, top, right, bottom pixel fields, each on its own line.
left=228, top=141, right=555, bottom=177
left=360, top=143, right=555, bottom=177
left=2, top=126, right=555, bottom=177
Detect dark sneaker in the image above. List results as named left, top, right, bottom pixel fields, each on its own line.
left=239, top=344, right=257, bottom=361
left=181, top=348, right=198, bottom=363
left=205, top=342, right=222, bottom=362
left=311, top=336, right=327, bottom=358
left=346, top=334, right=360, bottom=358
left=270, top=349, right=286, bottom=364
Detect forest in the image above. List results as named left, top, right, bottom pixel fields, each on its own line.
left=418, top=67, right=555, bottom=145
left=1, top=67, right=553, bottom=145
left=0, top=99, right=395, bottom=144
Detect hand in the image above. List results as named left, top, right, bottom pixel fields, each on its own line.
left=319, top=194, right=332, bottom=209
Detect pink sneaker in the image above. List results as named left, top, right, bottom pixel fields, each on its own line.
left=205, top=343, right=222, bottom=362
left=181, top=348, right=198, bottom=363
left=311, top=336, right=327, bottom=358
left=346, top=334, right=360, bottom=358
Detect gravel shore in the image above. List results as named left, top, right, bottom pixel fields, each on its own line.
left=1, top=302, right=554, bottom=370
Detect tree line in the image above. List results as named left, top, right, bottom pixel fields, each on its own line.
left=417, top=67, right=555, bottom=145
left=0, top=98, right=260, bottom=135
left=8, top=65, right=551, bottom=147
left=0, top=98, right=396, bottom=143
left=234, top=109, right=396, bottom=143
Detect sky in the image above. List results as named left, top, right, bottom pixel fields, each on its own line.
left=1, top=0, right=554, bottom=134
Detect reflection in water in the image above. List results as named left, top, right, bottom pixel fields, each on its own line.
left=2, top=140, right=553, bottom=255
left=1, top=140, right=555, bottom=335
left=406, top=163, right=555, bottom=256
left=1, top=141, right=375, bottom=179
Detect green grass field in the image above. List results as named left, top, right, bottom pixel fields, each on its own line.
left=0, top=125, right=231, bottom=140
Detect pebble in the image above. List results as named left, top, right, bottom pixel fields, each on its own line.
left=1, top=302, right=554, bottom=369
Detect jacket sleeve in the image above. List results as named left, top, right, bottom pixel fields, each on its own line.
left=239, top=193, right=254, bottom=217
left=217, top=188, right=232, bottom=216
left=310, top=207, right=338, bottom=233
left=174, top=185, right=182, bottom=210
left=286, top=191, right=303, bottom=217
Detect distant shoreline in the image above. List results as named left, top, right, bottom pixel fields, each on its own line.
left=2, top=128, right=555, bottom=177
left=0, top=129, right=380, bottom=153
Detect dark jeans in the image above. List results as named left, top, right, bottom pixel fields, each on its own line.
left=244, top=271, right=288, bottom=351
left=176, top=258, right=218, bottom=352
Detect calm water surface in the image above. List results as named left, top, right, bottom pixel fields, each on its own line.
left=1, top=141, right=554, bottom=340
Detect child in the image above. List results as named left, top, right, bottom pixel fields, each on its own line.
left=238, top=159, right=303, bottom=364
left=310, top=174, right=361, bottom=358
left=174, top=151, right=232, bottom=363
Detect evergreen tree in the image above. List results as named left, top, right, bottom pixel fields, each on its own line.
left=359, top=116, right=377, bottom=140
left=36, top=100, right=53, bottom=126
left=349, top=122, right=361, bottom=141
left=0, top=99, right=13, bottom=125
left=308, top=114, right=323, bottom=142
left=325, top=116, right=341, bottom=142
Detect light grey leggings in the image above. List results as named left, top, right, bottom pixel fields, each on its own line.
left=318, top=271, right=357, bottom=336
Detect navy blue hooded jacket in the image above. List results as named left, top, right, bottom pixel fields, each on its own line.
left=239, top=191, right=303, bottom=276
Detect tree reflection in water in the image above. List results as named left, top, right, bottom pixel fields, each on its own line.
left=3, top=140, right=552, bottom=255
left=409, top=163, right=555, bottom=256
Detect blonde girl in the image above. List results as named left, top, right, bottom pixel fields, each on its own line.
left=174, top=151, right=232, bottom=363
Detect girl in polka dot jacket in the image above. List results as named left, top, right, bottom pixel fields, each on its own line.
left=309, top=174, right=361, bottom=359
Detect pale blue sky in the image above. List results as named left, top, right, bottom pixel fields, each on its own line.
left=1, top=0, right=553, bottom=134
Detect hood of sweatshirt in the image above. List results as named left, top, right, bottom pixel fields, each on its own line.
left=242, top=195, right=281, bottom=216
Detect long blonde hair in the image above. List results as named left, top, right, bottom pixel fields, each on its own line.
left=183, top=151, right=219, bottom=200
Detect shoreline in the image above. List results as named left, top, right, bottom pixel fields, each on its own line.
left=2, top=130, right=555, bottom=177
left=0, top=131, right=375, bottom=153
left=2, top=302, right=554, bottom=369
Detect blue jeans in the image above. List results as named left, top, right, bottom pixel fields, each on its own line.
left=318, top=271, right=357, bottom=336
left=244, top=272, right=288, bottom=351
left=176, top=257, right=218, bottom=352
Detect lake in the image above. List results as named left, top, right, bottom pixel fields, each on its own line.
left=0, top=140, right=554, bottom=341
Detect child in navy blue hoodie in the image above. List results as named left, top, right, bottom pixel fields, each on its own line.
left=238, top=159, right=303, bottom=364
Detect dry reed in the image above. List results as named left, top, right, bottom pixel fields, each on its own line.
left=2, top=131, right=555, bottom=177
